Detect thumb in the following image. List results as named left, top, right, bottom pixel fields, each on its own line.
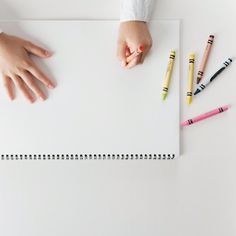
left=117, top=41, right=127, bottom=67
left=23, top=41, right=52, bottom=58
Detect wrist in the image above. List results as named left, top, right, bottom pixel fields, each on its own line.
left=120, top=21, right=146, bottom=27
left=121, top=20, right=146, bottom=24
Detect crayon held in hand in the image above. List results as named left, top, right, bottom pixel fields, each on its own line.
left=194, top=58, right=233, bottom=95
left=181, top=105, right=229, bottom=127
left=196, top=35, right=214, bottom=84
left=126, top=45, right=145, bottom=63
left=162, top=50, right=176, bottom=100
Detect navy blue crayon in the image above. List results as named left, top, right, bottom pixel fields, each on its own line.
left=194, top=58, right=233, bottom=95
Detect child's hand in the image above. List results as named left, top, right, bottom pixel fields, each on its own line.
left=0, top=33, right=55, bottom=103
left=117, top=21, right=152, bottom=69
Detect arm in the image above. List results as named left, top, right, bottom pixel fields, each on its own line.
left=0, top=29, right=54, bottom=102
left=117, top=0, right=154, bottom=68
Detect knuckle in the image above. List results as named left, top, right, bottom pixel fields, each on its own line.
left=142, top=40, right=152, bottom=49
left=15, top=67, right=24, bottom=74
left=22, top=60, right=32, bottom=68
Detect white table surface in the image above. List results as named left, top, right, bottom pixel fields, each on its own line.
left=0, top=1, right=236, bottom=236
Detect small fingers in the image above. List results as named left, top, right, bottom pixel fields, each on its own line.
left=3, top=75, right=15, bottom=100
left=24, top=41, right=52, bottom=58
left=19, top=70, right=47, bottom=101
left=126, top=50, right=141, bottom=64
left=12, top=75, right=35, bottom=103
left=126, top=42, right=151, bottom=67
left=126, top=55, right=142, bottom=69
left=26, top=61, right=54, bottom=89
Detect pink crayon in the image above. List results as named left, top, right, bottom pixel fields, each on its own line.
left=126, top=45, right=145, bottom=63
left=181, top=105, right=229, bottom=127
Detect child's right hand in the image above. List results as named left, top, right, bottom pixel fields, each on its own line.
left=0, top=33, right=55, bottom=103
left=117, top=21, right=152, bottom=69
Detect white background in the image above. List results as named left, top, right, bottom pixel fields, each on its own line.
left=0, top=0, right=236, bottom=235
left=0, top=20, right=180, bottom=156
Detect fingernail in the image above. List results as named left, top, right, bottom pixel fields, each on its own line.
left=47, top=83, right=55, bottom=89
left=44, top=50, right=52, bottom=56
left=40, top=95, right=47, bottom=101
left=139, top=45, right=145, bottom=52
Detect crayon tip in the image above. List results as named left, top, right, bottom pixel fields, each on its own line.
left=194, top=89, right=201, bottom=96
left=162, top=93, right=167, bottom=101
left=189, top=53, right=195, bottom=59
left=196, top=78, right=201, bottom=84
left=187, top=97, right=192, bottom=105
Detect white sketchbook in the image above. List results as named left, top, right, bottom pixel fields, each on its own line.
left=0, top=20, right=179, bottom=160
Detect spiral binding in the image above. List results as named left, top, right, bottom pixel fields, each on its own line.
left=0, top=153, right=175, bottom=160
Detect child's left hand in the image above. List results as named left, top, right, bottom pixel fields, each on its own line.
left=117, top=21, right=152, bottom=69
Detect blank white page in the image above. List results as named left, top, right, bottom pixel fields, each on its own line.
left=0, top=20, right=179, bottom=159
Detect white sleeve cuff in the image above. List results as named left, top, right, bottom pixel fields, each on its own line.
left=120, top=0, right=155, bottom=22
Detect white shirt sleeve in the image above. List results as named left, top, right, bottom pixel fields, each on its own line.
left=120, top=0, right=155, bottom=22
left=0, top=29, right=3, bottom=34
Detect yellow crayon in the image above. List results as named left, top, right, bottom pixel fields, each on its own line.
left=187, top=53, right=195, bottom=105
left=162, top=50, right=176, bottom=100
